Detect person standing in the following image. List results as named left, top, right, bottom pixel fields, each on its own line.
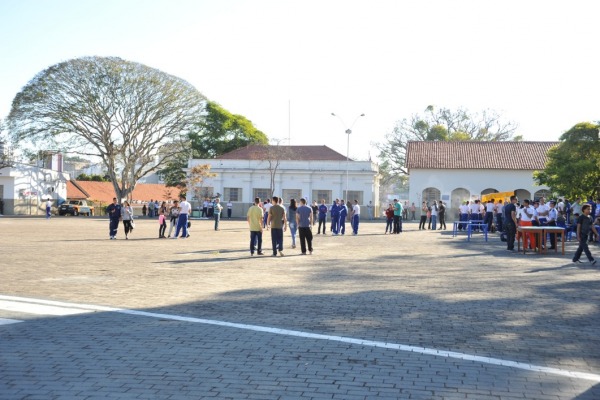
left=121, top=201, right=134, bottom=240
left=263, top=199, right=272, bottom=229
left=419, top=201, right=427, bottom=230
left=367, top=201, right=374, bottom=220
left=45, top=198, right=52, bottom=219
left=267, top=196, right=287, bottom=256
left=158, top=201, right=167, bottom=238
left=352, top=199, right=360, bottom=235
left=148, top=199, right=154, bottom=218
left=173, top=196, right=191, bottom=239
left=226, top=199, right=233, bottom=219
left=393, top=199, right=403, bottom=234
left=296, top=198, right=314, bottom=254
left=317, top=199, right=328, bottom=234
left=458, top=201, right=469, bottom=231
left=213, top=198, right=223, bottom=230
left=247, top=197, right=264, bottom=256
left=504, top=195, right=518, bottom=251
left=106, top=197, right=122, bottom=240
left=519, top=199, right=537, bottom=250
left=202, top=198, right=208, bottom=218
left=431, top=201, right=438, bottom=230
left=338, top=199, right=348, bottom=235
left=287, top=198, right=298, bottom=248
left=167, top=200, right=180, bottom=238
left=484, top=199, right=495, bottom=231
left=311, top=200, right=319, bottom=224
left=384, top=204, right=394, bottom=234
left=573, top=204, right=598, bottom=264
left=438, top=201, right=446, bottom=230
left=330, top=199, right=340, bottom=234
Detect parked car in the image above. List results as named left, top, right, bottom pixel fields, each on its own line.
left=58, top=200, right=95, bottom=216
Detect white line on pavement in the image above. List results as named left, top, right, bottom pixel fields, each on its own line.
left=0, top=300, right=95, bottom=316
left=1, top=294, right=599, bottom=383
left=0, top=318, right=23, bottom=325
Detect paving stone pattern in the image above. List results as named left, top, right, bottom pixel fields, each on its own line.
left=0, top=216, right=599, bottom=399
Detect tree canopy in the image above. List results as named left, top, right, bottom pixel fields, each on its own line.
left=378, top=106, right=521, bottom=177
left=534, top=122, right=600, bottom=199
left=161, top=101, right=268, bottom=187
left=7, top=56, right=207, bottom=200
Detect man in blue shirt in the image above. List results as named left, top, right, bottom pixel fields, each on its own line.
left=338, top=199, right=348, bottom=235
left=296, top=198, right=314, bottom=255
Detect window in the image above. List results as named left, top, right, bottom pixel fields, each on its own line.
left=282, top=189, right=302, bottom=204
left=253, top=188, right=270, bottom=202
left=312, top=190, right=332, bottom=204
left=224, top=187, right=241, bottom=202
left=345, top=190, right=363, bottom=205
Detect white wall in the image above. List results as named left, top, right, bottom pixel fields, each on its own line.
left=189, top=158, right=379, bottom=217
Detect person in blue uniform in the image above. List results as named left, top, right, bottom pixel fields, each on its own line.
left=338, top=199, right=347, bottom=235
left=317, top=199, right=328, bottom=234
left=330, top=199, right=340, bottom=234
left=106, top=197, right=122, bottom=240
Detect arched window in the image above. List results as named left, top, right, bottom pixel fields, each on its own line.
left=422, top=187, right=441, bottom=204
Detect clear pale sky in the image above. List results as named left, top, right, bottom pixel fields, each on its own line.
left=1, top=0, right=598, bottom=161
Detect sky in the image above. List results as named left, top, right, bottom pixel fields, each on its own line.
left=0, top=0, right=599, bottom=162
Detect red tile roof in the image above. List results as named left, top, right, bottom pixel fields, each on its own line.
left=217, top=145, right=349, bottom=161
left=406, top=141, right=559, bottom=170
left=67, top=181, right=182, bottom=203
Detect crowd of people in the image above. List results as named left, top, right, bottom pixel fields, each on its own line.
left=105, top=193, right=600, bottom=264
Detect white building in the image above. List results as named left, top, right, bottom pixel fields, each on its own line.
left=189, top=145, right=380, bottom=217
left=0, top=163, right=70, bottom=215
left=406, top=141, right=558, bottom=220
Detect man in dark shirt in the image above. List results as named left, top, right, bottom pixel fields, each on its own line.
left=106, top=197, right=122, bottom=240
left=504, top=195, right=518, bottom=251
left=573, top=204, right=598, bottom=264
left=267, top=196, right=287, bottom=257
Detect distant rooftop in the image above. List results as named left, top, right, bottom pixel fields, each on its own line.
left=217, top=145, right=350, bottom=161
left=406, top=141, right=559, bottom=170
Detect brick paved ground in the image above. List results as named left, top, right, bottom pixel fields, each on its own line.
left=1, top=216, right=599, bottom=399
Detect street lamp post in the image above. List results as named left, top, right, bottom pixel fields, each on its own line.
left=331, top=113, right=365, bottom=200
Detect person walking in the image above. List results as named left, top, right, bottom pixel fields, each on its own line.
left=247, top=197, right=264, bottom=256
left=106, top=197, right=122, bottom=240
left=45, top=198, right=52, bottom=219
left=296, top=198, right=314, bottom=254
left=267, top=196, right=287, bottom=256
left=351, top=199, right=360, bottom=235
left=213, top=198, right=223, bottom=231
left=287, top=198, right=298, bottom=248
left=317, top=199, right=328, bottom=234
left=121, top=200, right=134, bottom=240
left=173, top=196, right=191, bottom=239
left=572, top=204, right=598, bottom=264
left=167, top=200, right=180, bottom=238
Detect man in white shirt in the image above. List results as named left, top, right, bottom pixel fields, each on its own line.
left=173, top=196, right=191, bottom=239
left=352, top=200, right=361, bottom=235
left=469, top=200, right=481, bottom=221
left=263, top=199, right=272, bottom=229
left=45, top=198, right=53, bottom=219
left=536, top=197, right=549, bottom=225
left=485, top=199, right=495, bottom=231
left=226, top=200, right=233, bottom=219
left=458, top=201, right=469, bottom=230
left=519, top=199, right=537, bottom=249
left=546, top=200, right=559, bottom=249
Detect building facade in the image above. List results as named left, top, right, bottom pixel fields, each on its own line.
left=406, top=141, right=558, bottom=221
left=189, top=145, right=380, bottom=217
left=0, top=163, right=70, bottom=215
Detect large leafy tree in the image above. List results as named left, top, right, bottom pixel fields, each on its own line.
left=161, top=100, right=268, bottom=187
left=7, top=56, right=207, bottom=200
left=378, top=105, right=521, bottom=177
left=534, top=122, right=600, bottom=199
